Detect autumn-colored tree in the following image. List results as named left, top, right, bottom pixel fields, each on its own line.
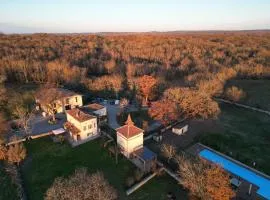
left=164, top=88, right=220, bottom=119
left=0, top=113, right=8, bottom=160
left=45, top=168, right=117, bottom=200
left=176, top=154, right=235, bottom=200
left=137, top=75, right=157, bottom=104
left=0, top=75, right=7, bottom=106
left=6, top=143, right=27, bottom=165
left=149, top=99, right=179, bottom=125
left=161, top=143, right=176, bottom=163
left=205, top=164, right=235, bottom=200
left=225, top=86, right=246, bottom=102
left=35, top=85, right=63, bottom=122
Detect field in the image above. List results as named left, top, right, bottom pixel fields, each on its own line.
left=21, top=137, right=187, bottom=200
left=224, top=79, right=270, bottom=110
left=0, top=164, right=18, bottom=200
left=198, top=103, right=270, bottom=175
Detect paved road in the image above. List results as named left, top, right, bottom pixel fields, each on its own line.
left=105, top=104, right=121, bottom=129
left=30, top=113, right=66, bottom=135
left=105, top=103, right=161, bottom=131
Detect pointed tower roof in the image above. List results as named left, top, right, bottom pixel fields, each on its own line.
left=116, top=114, right=144, bottom=139
left=125, top=114, right=134, bottom=126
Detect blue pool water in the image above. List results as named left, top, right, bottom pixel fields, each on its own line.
left=199, top=149, right=270, bottom=200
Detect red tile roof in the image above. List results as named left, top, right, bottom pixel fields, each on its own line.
left=64, top=122, right=80, bottom=135
left=116, top=114, right=143, bottom=139
left=66, top=108, right=96, bottom=122
left=84, top=103, right=105, bottom=111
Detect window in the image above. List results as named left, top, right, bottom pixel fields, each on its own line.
left=87, top=132, right=93, bottom=137
left=88, top=124, right=92, bottom=129
left=94, top=123, right=96, bottom=128
left=66, top=98, right=70, bottom=104
left=83, top=126, right=86, bottom=131
left=75, top=97, right=78, bottom=103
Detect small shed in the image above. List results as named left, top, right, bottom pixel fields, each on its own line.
left=132, top=147, right=157, bottom=172
left=172, top=124, right=188, bottom=135
left=51, top=128, right=66, bottom=143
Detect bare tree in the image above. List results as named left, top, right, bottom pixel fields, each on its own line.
left=35, top=85, right=63, bottom=122
left=6, top=143, right=27, bottom=166
left=119, top=98, right=129, bottom=113
left=45, top=168, right=118, bottom=200
left=0, top=113, right=8, bottom=160
left=176, top=154, right=234, bottom=200
left=161, top=143, right=176, bottom=163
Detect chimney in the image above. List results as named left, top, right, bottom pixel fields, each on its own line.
left=76, top=110, right=80, bottom=118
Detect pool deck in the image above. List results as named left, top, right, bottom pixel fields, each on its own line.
left=187, top=143, right=270, bottom=200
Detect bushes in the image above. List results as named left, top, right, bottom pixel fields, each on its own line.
left=225, top=86, right=246, bottom=102
left=125, top=169, right=145, bottom=188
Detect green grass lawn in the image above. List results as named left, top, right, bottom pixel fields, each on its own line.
left=22, top=137, right=187, bottom=200
left=0, top=163, right=18, bottom=200
left=224, top=79, right=270, bottom=110
left=198, top=103, right=270, bottom=175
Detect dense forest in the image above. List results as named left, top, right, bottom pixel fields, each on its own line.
left=0, top=32, right=270, bottom=102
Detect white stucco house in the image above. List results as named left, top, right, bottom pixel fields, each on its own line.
left=85, top=103, right=107, bottom=116
left=83, top=103, right=107, bottom=124
left=116, top=115, right=157, bottom=172
left=64, top=108, right=100, bottom=146
left=36, top=88, right=83, bottom=114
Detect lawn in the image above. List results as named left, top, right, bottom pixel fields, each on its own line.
left=224, top=79, right=270, bottom=110
left=198, top=103, right=270, bottom=175
left=0, top=163, right=18, bottom=200
left=22, top=137, right=187, bottom=200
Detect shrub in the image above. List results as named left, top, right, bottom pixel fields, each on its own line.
left=125, top=176, right=135, bottom=187
left=225, top=86, right=246, bottom=102
left=134, top=169, right=144, bottom=182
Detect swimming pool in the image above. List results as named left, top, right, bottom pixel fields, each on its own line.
left=199, top=149, right=270, bottom=200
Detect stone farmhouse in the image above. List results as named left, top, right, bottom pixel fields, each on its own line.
left=64, top=108, right=99, bottom=146
left=36, top=88, right=83, bottom=114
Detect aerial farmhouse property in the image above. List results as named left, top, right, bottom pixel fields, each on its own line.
left=36, top=88, right=83, bottom=114
left=116, top=115, right=157, bottom=172
left=64, top=108, right=99, bottom=146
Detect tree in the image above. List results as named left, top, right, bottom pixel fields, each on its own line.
left=0, top=113, right=8, bottom=160
left=0, top=75, right=7, bottom=106
left=164, top=88, right=220, bottom=119
left=6, top=143, right=27, bottom=165
left=161, top=143, right=176, bottom=163
left=0, top=145, right=7, bottom=160
left=176, top=154, right=234, bottom=200
left=205, top=164, right=235, bottom=200
left=119, top=98, right=129, bottom=113
left=137, top=75, right=157, bottom=104
left=12, top=96, right=34, bottom=136
left=149, top=99, right=179, bottom=125
left=225, top=86, right=246, bottom=102
left=45, top=168, right=118, bottom=200
left=35, top=85, right=63, bottom=122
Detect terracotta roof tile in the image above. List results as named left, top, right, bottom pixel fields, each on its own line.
left=84, top=103, right=105, bottom=111
left=116, top=114, right=143, bottom=138
left=64, top=122, right=80, bottom=135
left=66, top=108, right=96, bottom=122
left=116, top=125, right=143, bottom=138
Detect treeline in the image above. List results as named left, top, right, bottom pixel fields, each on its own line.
left=0, top=33, right=270, bottom=98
